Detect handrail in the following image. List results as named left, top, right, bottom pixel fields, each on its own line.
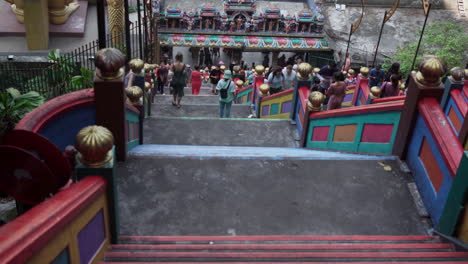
left=310, top=100, right=404, bottom=119
left=298, top=86, right=310, bottom=112
left=372, top=95, right=406, bottom=104
left=260, top=88, right=293, bottom=102
left=431, top=229, right=468, bottom=252
left=0, top=176, right=107, bottom=264
left=451, top=90, right=468, bottom=118
left=235, top=84, right=253, bottom=95
left=16, top=88, right=95, bottom=132
left=419, top=97, right=463, bottom=176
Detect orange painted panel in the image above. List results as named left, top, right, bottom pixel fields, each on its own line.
left=448, top=107, right=462, bottom=132
left=333, top=124, right=357, bottom=142
left=419, top=138, right=443, bottom=193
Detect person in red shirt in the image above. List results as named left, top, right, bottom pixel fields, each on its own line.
left=191, top=65, right=202, bottom=95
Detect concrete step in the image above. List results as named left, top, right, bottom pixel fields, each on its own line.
left=154, top=95, right=220, bottom=105
left=143, top=118, right=297, bottom=147
left=129, top=145, right=392, bottom=160
left=116, top=157, right=427, bottom=236
left=161, top=86, right=214, bottom=96
left=150, top=104, right=251, bottom=118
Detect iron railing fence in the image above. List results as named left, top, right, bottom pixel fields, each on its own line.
left=0, top=19, right=151, bottom=99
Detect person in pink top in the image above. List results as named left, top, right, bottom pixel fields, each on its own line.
left=380, top=74, right=401, bottom=98
left=326, top=72, right=347, bottom=110
left=191, top=65, right=202, bottom=95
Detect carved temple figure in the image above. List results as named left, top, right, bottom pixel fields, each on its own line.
left=108, top=0, right=125, bottom=45
left=229, top=21, right=236, bottom=32
left=6, top=0, right=80, bottom=24
left=235, top=16, right=243, bottom=31
left=244, top=21, right=250, bottom=32
left=283, top=16, right=294, bottom=34
left=268, top=20, right=275, bottom=32
left=301, top=23, right=307, bottom=33
left=204, top=18, right=212, bottom=29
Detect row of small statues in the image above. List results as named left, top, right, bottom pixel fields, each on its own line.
left=162, top=15, right=324, bottom=34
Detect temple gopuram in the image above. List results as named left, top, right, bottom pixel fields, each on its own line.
left=157, top=0, right=330, bottom=62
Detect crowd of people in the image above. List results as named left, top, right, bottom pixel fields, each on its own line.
left=123, top=52, right=406, bottom=117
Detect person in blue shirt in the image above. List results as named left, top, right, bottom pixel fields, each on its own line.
left=369, top=65, right=385, bottom=87
left=216, top=70, right=236, bottom=118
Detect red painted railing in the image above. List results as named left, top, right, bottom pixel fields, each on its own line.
left=16, top=88, right=95, bottom=132
left=309, top=100, right=404, bottom=119
left=451, top=90, right=468, bottom=118
left=419, top=98, right=464, bottom=177
left=372, top=95, right=406, bottom=104
left=0, top=176, right=107, bottom=264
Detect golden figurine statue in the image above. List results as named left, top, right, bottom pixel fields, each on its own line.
left=7, top=0, right=80, bottom=24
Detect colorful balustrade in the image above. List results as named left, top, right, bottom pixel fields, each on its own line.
left=259, top=88, right=294, bottom=119
left=306, top=101, right=403, bottom=155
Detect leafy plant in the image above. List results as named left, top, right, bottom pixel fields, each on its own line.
left=383, top=22, right=468, bottom=77
left=72, top=67, right=94, bottom=89
left=0, top=88, right=44, bottom=138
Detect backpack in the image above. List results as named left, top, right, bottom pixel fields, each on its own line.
left=220, top=81, right=232, bottom=99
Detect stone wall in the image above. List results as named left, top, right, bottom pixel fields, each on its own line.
left=323, top=0, right=447, bottom=9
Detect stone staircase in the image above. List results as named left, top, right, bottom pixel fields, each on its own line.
left=112, top=85, right=468, bottom=263
left=102, top=235, right=468, bottom=263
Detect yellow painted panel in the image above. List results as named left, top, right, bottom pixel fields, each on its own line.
left=27, top=193, right=110, bottom=264
left=263, top=113, right=290, bottom=119
left=333, top=124, right=357, bottom=142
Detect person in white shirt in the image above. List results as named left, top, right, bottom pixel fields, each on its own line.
left=282, top=65, right=297, bottom=90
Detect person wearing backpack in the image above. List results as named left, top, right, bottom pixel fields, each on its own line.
left=216, top=70, right=236, bottom=118
left=268, top=67, right=285, bottom=94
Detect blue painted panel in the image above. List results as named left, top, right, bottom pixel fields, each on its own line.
left=406, top=115, right=454, bottom=225
left=444, top=97, right=463, bottom=136
left=51, top=247, right=70, bottom=264
left=462, top=90, right=467, bottom=103
left=39, top=105, right=96, bottom=152
left=295, top=98, right=303, bottom=136
left=78, top=209, right=106, bottom=264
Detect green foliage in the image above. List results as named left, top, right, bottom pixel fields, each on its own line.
left=383, top=22, right=468, bottom=77
left=128, top=5, right=137, bottom=13
left=0, top=88, right=44, bottom=137
left=72, top=67, right=94, bottom=89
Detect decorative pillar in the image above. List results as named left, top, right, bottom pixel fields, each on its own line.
left=368, top=86, right=382, bottom=104
left=48, top=0, right=80, bottom=24
left=23, top=0, right=49, bottom=50
left=94, top=48, right=127, bottom=161
left=291, top=63, right=312, bottom=121
left=257, top=84, right=270, bottom=117
left=351, top=67, right=369, bottom=106
left=441, top=67, right=465, bottom=109
left=392, top=55, right=448, bottom=159
left=272, top=51, right=279, bottom=67
left=108, top=0, right=125, bottom=46
left=74, top=125, right=119, bottom=244
left=253, top=65, right=265, bottom=116
left=125, top=86, right=144, bottom=144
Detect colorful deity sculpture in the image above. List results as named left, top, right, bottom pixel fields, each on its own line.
left=235, top=16, right=244, bottom=31
left=282, top=15, right=295, bottom=34
left=165, top=7, right=183, bottom=28
left=220, top=13, right=229, bottom=31
left=184, top=11, right=198, bottom=30
left=250, top=14, right=261, bottom=32
left=200, top=6, right=217, bottom=30
left=6, top=0, right=80, bottom=24
left=295, top=10, right=313, bottom=33
left=263, top=8, right=281, bottom=32
left=314, top=12, right=325, bottom=33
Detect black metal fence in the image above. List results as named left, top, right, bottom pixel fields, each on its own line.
left=0, top=19, right=152, bottom=99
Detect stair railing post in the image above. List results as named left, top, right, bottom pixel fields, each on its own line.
left=368, top=86, right=381, bottom=104
left=291, top=64, right=313, bottom=122
left=302, top=91, right=325, bottom=147
left=94, top=48, right=127, bottom=161
left=440, top=67, right=465, bottom=109
left=392, top=56, right=448, bottom=159
left=257, top=84, right=270, bottom=118
left=125, top=86, right=144, bottom=145
left=74, top=125, right=120, bottom=244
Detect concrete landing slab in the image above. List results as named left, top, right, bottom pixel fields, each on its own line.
left=164, top=86, right=214, bottom=96
left=152, top=104, right=251, bottom=118
left=154, top=95, right=220, bottom=105
left=129, top=144, right=395, bottom=160
left=0, top=1, right=88, bottom=37
left=144, top=118, right=298, bottom=147
left=117, top=157, right=428, bottom=236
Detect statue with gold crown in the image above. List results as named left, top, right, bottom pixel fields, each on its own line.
left=5, top=0, right=80, bottom=25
